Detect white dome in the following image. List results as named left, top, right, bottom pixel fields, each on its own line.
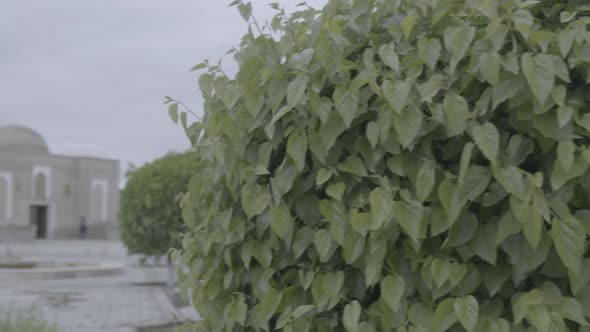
left=0, top=125, right=49, bottom=154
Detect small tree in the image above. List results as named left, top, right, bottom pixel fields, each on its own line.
left=119, top=151, right=198, bottom=262
left=172, top=0, right=590, bottom=331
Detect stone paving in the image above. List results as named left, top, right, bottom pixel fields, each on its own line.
left=0, top=240, right=196, bottom=332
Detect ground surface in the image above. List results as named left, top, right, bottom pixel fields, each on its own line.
left=0, top=240, right=198, bottom=332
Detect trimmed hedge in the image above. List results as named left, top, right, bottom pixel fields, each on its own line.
left=120, top=151, right=198, bottom=256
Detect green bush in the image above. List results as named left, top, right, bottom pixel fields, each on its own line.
left=120, top=151, right=199, bottom=256
left=174, top=0, right=590, bottom=330
left=0, top=309, right=59, bottom=332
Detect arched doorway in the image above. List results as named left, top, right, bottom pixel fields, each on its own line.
left=34, top=172, right=47, bottom=201
left=31, top=169, right=50, bottom=238
left=0, top=176, right=7, bottom=221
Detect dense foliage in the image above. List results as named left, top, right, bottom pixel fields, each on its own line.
left=173, top=0, right=590, bottom=330
left=119, top=151, right=198, bottom=256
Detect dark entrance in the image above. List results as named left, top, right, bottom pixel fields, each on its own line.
left=30, top=205, right=48, bottom=239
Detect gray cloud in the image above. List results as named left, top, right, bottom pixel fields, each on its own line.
left=1, top=0, right=326, bottom=181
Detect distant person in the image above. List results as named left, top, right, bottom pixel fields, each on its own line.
left=80, top=217, right=88, bottom=239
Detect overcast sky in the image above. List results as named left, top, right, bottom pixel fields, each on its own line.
left=1, top=0, right=326, bottom=182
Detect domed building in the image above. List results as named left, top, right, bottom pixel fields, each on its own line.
left=0, top=125, right=119, bottom=240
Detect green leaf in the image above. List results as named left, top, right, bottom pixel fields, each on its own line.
left=459, top=143, right=474, bottom=185
left=334, top=86, right=360, bottom=127
left=343, top=301, right=361, bottom=332
left=492, top=74, right=524, bottom=109
left=443, top=93, right=469, bottom=136
left=288, top=48, right=314, bottom=71
left=310, top=95, right=332, bottom=125
left=416, top=160, right=435, bottom=202
left=496, top=211, right=521, bottom=245
left=482, top=267, right=512, bottom=296
left=401, top=15, right=417, bottom=40
left=550, top=156, right=588, bottom=191
left=560, top=11, right=577, bottom=23
left=443, top=212, right=478, bottom=247
left=269, top=204, right=292, bottom=241
left=474, top=0, right=499, bottom=19
left=241, top=184, right=270, bottom=219
left=551, top=85, right=566, bottom=106
left=551, top=216, right=585, bottom=275
left=168, top=103, right=179, bottom=124
left=381, top=274, right=405, bottom=312
left=379, top=42, right=400, bottom=71
left=558, top=30, right=574, bottom=57
left=485, top=318, right=510, bottom=332
left=383, top=80, right=411, bottom=113
left=454, top=296, right=479, bottom=332
left=342, top=231, right=365, bottom=264
left=232, top=295, right=248, bottom=326
left=323, top=271, right=344, bottom=299
left=472, top=123, right=500, bottom=164
left=293, top=227, right=315, bottom=258
left=557, top=105, right=575, bottom=128
left=418, top=37, right=442, bottom=69
left=190, top=62, right=207, bottom=71
left=556, top=297, right=588, bottom=325
left=393, top=200, right=424, bottom=243
left=369, top=188, right=393, bottom=229
left=461, top=165, right=491, bottom=201
left=443, top=25, right=476, bottom=63
left=418, top=74, right=445, bottom=101
left=338, top=155, right=368, bottom=177
left=526, top=305, right=551, bottom=332
left=510, top=195, right=543, bottom=249
left=219, top=83, right=240, bottom=110
left=316, top=168, right=333, bottom=186
left=556, top=141, right=575, bottom=171
left=522, top=53, right=555, bottom=104
left=237, top=2, right=252, bottom=21
left=255, top=288, right=282, bottom=325
left=314, top=229, right=336, bottom=262
left=271, top=164, right=298, bottom=198
left=512, top=9, right=533, bottom=32
left=320, top=112, right=346, bottom=151
left=275, top=308, right=292, bottom=329
left=430, top=207, right=451, bottom=236
left=287, top=75, right=308, bottom=108
left=439, top=178, right=467, bottom=225
left=480, top=52, right=501, bottom=85
left=552, top=55, right=570, bottom=83
left=392, top=106, right=423, bottom=148
left=511, top=295, right=528, bottom=324
left=350, top=212, right=371, bottom=236
left=287, top=130, right=308, bottom=171
left=326, top=182, right=346, bottom=201
left=471, top=223, right=497, bottom=264
left=292, top=305, right=315, bottom=319
left=492, top=165, right=527, bottom=200
left=427, top=298, right=458, bottom=332
left=366, top=121, right=379, bottom=148
left=199, top=73, right=214, bottom=97
left=431, top=257, right=451, bottom=287
left=269, top=105, right=292, bottom=128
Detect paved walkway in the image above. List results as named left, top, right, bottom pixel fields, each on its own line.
left=0, top=240, right=196, bottom=332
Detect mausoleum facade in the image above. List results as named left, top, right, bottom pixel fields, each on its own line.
left=0, top=125, right=119, bottom=240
